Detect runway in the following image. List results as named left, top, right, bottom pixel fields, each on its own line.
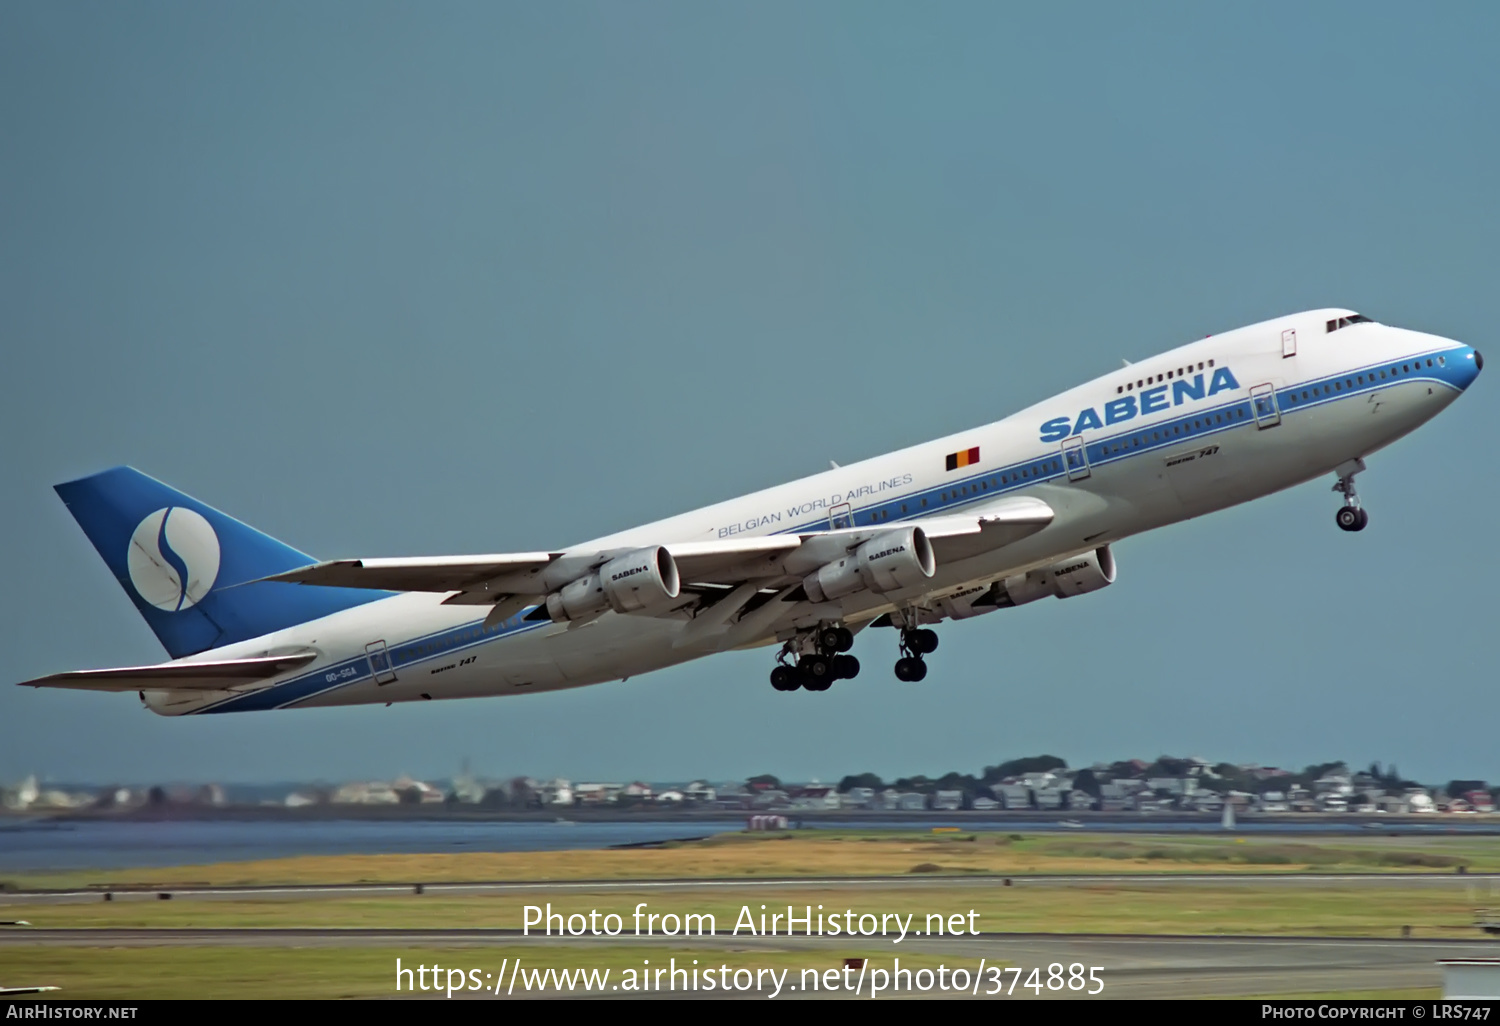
left=3, top=871, right=1496, bottom=905
left=4, top=928, right=1495, bottom=998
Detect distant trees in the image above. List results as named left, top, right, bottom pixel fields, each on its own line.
left=891, top=775, right=933, bottom=792
left=980, top=755, right=1066, bottom=785
left=747, top=774, right=781, bottom=789
left=1370, top=763, right=1417, bottom=790
left=1071, top=769, right=1100, bottom=797
left=478, top=778, right=537, bottom=809
left=1447, top=780, right=1488, bottom=798
left=837, top=773, right=884, bottom=792
left=1145, top=756, right=1191, bottom=778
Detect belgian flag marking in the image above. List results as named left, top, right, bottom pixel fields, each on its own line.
left=945, top=446, right=980, bottom=472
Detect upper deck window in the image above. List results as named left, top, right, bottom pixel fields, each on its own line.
left=1326, top=314, right=1374, bottom=333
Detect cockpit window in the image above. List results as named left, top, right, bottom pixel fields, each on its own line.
left=1326, top=314, right=1374, bottom=333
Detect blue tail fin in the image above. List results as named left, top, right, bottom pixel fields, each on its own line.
left=55, top=466, right=385, bottom=659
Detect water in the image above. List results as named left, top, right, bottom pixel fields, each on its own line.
left=0, top=816, right=1492, bottom=875
left=0, top=819, right=733, bottom=874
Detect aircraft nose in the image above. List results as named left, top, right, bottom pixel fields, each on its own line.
left=1454, top=346, right=1482, bottom=390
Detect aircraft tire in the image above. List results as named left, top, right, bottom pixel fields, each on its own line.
left=895, top=657, right=921, bottom=682
left=832, top=654, right=860, bottom=680
left=770, top=666, right=799, bottom=691
left=800, top=654, right=833, bottom=687
left=1336, top=507, right=1362, bottom=532
left=912, top=629, right=939, bottom=654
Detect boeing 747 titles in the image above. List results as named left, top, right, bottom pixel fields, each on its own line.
left=19, top=309, right=1482, bottom=713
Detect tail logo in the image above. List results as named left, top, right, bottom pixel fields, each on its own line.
left=126, top=507, right=221, bottom=612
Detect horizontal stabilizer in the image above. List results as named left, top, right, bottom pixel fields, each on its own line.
left=16, top=652, right=318, bottom=693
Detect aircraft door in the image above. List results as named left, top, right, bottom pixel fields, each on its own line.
left=1281, top=328, right=1297, bottom=358
left=366, top=640, right=397, bottom=685
left=1061, top=436, right=1091, bottom=481
left=829, top=503, right=854, bottom=529
left=1250, top=383, right=1281, bottom=429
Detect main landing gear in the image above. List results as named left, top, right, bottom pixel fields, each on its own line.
left=769, top=625, right=859, bottom=692
left=1332, top=458, right=1369, bottom=533
left=894, top=627, right=938, bottom=682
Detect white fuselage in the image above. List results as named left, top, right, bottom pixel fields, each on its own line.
left=151, top=309, right=1481, bottom=715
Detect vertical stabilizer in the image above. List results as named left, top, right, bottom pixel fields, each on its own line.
left=54, top=467, right=385, bottom=659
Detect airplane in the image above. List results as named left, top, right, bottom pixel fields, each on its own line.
left=16, top=308, right=1482, bottom=714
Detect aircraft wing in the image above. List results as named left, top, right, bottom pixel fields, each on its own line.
left=261, top=553, right=558, bottom=591
left=915, top=496, right=1055, bottom=563
left=257, top=495, right=1052, bottom=617
left=16, top=652, right=319, bottom=692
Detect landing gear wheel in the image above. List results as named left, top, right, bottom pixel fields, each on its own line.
left=770, top=665, right=800, bottom=691
left=800, top=655, right=833, bottom=691
left=832, top=654, right=860, bottom=680
left=910, top=628, right=939, bottom=655
left=1332, top=460, right=1369, bottom=534
left=895, top=656, right=925, bottom=682
left=818, top=626, right=855, bottom=654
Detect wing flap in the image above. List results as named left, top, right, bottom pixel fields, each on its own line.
left=925, top=496, right=1055, bottom=563
left=667, top=536, right=803, bottom=583
left=16, top=652, right=318, bottom=693
left=263, top=554, right=557, bottom=592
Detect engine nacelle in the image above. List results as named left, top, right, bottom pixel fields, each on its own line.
left=803, top=526, right=935, bottom=604
left=544, top=546, right=681, bottom=622
left=933, top=583, right=1003, bottom=621
left=990, top=546, right=1116, bottom=608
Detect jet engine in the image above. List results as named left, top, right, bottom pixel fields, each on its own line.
left=803, top=526, right=935, bottom=604
left=544, top=546, right=681, bottom=622
left=988, top=545, right=1116, bottom=608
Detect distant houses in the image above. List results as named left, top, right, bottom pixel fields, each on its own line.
left=0, top=758, right=1491, bottom=818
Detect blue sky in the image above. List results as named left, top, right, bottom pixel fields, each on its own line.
left=1, top=3, right=1495, bottom=786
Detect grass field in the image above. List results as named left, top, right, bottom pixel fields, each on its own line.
left=4, top=830, right=1494, bottom=1000
left=1, top=882, right=1492, bottom=937
left=0, top=946, right=1450, bottom=1001
left=9, top=829, right=1500, bottom=890
left=2, top=945, right=958, bottom=999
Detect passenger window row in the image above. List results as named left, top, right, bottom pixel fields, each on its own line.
left=1284, top=358, right=1438, bottom=406
left=858, top=459, right=1067, bottom=525
left=1117, top=359, right=1216, bottom=395
left=398, top=624, right=504, bottom=663
left=1098, top=407, right=1247, bottom=455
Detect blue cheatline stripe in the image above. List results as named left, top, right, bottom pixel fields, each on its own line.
left=189, top=609, right=550, bottom=714
left=192, top=346, right=1470, bottom=712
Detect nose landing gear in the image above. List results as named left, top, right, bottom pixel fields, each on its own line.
left=1332, top=458, right=1369, bottom=532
